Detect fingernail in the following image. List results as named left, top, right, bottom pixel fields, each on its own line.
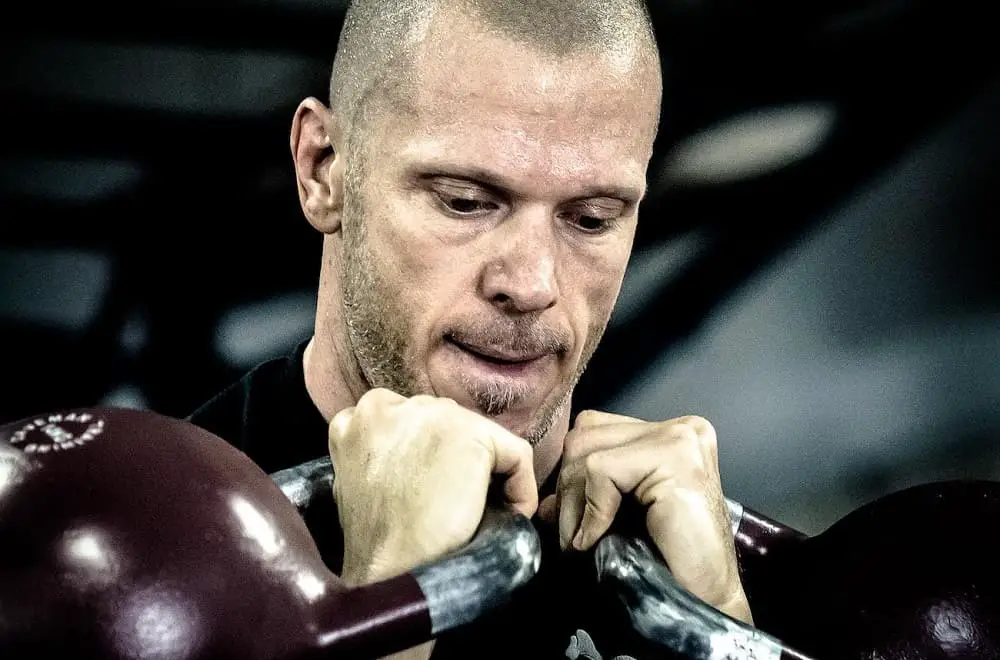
left=572, top=528, right=584, bottom=550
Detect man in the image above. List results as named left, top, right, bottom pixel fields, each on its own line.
left=189, top=0, right=752, bottom=658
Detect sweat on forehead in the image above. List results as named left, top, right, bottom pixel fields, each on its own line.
left=328, top=0, right=659, bottom=144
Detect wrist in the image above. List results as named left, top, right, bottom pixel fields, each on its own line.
left=341, top=546, right=416, bottom=587
left=718, top=590, right=754, bottom=626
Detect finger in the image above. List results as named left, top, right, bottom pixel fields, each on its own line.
left=569, top=413, right=718, bottom=471
left=327, top=405, right=356, bottom=460
left=647, top=487, right=741, bottom=616
left=675, top=414, right=720, bottom=470
left=573, top=469, right=625, bottom=550
left=563, top=420, right=658, bottom=461
left=364, top=387, right=407, bottom=405
left=558, top=479, right=585, bottom=550
left=572, top=409, right=644, bottom=431
left=572, top=446, right=655, bottom=549
left=484, top=428, right=538, bottom=519
left=561, top=418, right=715, bottom=541
left=559, top=420, right=663, bottom=546
left=607, top=433, right=739, bottom=615
left=537, top=494, right=558, bottom=524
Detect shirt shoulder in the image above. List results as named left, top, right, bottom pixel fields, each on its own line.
left=186, top=337, right=329, bottom=474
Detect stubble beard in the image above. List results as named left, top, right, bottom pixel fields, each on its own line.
left=341, top=199, right=421, bottom=400
left=338, top=193, right=608, bottom=447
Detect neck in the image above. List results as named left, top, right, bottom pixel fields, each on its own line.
left=302, top=335, right=360, bottom=423
left=303, top=236, right=370, bottom=424
left=532, top=403, right=569, bottom=486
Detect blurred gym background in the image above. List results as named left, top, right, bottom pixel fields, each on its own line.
left=2, top=0, right=998, bottom=533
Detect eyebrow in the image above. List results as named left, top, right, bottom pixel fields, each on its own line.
left=418, top=164, right=646, bottom=205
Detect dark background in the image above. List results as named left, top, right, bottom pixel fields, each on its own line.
left=2, top=0, right=998, bottom=532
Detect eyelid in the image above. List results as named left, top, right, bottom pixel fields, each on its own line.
left=430, top=177, right=496, bottom=198
left=575, top=199, right=626, bottom=216
left=427, top=175, right=630, bottom=213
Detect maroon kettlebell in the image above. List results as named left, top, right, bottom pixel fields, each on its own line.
left=0, top=407, right=539, bottom=659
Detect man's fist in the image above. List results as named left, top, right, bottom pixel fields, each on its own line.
left=539, top=410, right=752, bottom=624
left=328, top=388, right=538, bottom=587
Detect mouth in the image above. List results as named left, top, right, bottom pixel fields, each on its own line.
left=446, top=336, right=546, bottom=364
left=444, top=336, right=551, bottom=378
left=437, top=333, right=561, bottom=419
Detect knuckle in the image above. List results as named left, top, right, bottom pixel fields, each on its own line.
left=562, top=426, right=596, bottom=460
left=687, top=415, right=720, bottom=460
left=329, top=406, right=355, bottom=441
left=677, top=414, right=710, bottom=429
left=677, top=415, right=717, bottom=440
left=582, top=451, right=606, bottom=479
left=651, top=427, right=713, bottom=482
left=660, top=419, right=699, bottom=445
left=367, top=387, right=393, bottom=400
left=513, top=433, right=533, bottom=458
left=665, top=415, right=718, bottom=449
left=406, top=393, right=437, bottom=406
left=574, top=409, right=605, bottom=428
left=562, top=429, right=584, bottom=459
left=358, top=387, right=395, bottom=408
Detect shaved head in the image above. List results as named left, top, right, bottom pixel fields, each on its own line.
left=328, top=0, right=660, bottom=153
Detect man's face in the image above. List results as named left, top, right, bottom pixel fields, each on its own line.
left=338, top=20, right=660, bottom=445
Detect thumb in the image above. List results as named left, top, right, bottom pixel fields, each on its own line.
left=538, top=494, right=559, bottom=523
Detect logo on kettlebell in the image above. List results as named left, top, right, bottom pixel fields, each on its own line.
left=9, top=412, right=105, bottom=454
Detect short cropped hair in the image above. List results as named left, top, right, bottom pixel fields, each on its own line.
left=328, top=0, right=658, bottom=150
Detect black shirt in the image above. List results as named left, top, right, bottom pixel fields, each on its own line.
left=187, top=339, right=672, bottom=660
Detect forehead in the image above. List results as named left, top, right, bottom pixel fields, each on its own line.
left=375, top=22, right=661, bottom=197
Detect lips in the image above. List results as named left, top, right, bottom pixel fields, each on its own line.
left=446, top=337, right=546, bottom=363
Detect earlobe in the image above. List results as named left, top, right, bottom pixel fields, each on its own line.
left=290, top=97, right=345, bottom=234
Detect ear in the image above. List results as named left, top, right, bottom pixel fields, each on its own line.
left=290, top=97, right=345, bottom=234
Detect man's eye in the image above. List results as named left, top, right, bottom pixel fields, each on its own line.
left=563, top=211, right=618, bottom=234
left=441, top=195, right=496, bottom=214
left=576, top=216, right=607, bottom=232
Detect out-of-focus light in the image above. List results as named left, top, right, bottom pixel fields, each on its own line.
left=0, top=249, right=111, bottom=330
left=214, top=292, right=317, bottom=369
left=659, top=102, right=837, bottom=186
left=0, top=158, right=143, bottom=203
left=611, top=230, right=709, bottom=329
left=5, top=39, right=322, bottom=117
left=100, top=385, right=149, bottom=411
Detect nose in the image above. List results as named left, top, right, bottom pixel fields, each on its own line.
left=479, top=211, right=559, bottom=314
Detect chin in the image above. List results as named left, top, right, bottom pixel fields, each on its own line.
left=487, top=409, right=534, bottom=435
left=488, top=395, right=567, bottom=447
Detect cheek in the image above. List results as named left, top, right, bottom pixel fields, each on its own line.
left=370, top=198, right=477, bottom=326
left=564, top=238, right=632, bottom=332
